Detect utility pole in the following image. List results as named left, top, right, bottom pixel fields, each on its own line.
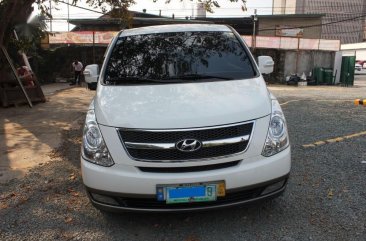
left=49, top=0, right=52, bottom=32
left=67, top=0, right=70, bottom=31
left=252, top=9, right=258, bottom=52
left=92, top=31, right=95, bottom=64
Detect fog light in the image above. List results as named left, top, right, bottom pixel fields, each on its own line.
left=90, top=193, right=119, bottom=206
left=261, top=180, right=286, bottom=195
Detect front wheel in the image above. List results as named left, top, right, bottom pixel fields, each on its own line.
left=88, top=83, right=97, bottom=90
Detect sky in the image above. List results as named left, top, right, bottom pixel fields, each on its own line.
left=30, top=0, right=273, bottom=32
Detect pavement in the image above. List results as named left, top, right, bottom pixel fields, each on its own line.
left=0, top=84, right=94, bottom=183
left=1, top=78, right=366, bottom=240
left=41, top=83, right=77, bottom=96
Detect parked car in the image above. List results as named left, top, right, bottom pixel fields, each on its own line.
left=81, top=24, right=291, bottom=212
left=355, top=63, right=362, bottom=71
left=83, top=64, right=99, bottom=90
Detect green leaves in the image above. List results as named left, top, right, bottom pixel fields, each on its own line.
left=195, top=0, right=246, bottom=13
left=212, top=1, right=220, bottom=8
left=12, top=15, right=47, bottom=52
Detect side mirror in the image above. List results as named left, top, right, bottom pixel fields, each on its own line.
left=258, top=56, right=274, bottom=74
left=83, top=69, right=91, bottom=77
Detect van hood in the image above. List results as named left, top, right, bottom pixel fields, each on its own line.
left=94, top=78, right=271, bottom=129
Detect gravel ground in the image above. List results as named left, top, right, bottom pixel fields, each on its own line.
left=1, top=83, right=366, bottom=241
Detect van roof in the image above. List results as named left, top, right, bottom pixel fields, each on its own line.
left=119, top=24, right=232, bottom=37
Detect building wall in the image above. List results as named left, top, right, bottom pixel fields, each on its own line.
left=286, top=0, right=297, bottom=14
left=355, top=50, right=366, bottom=60
left=259, top=16, right=322, bottom=39
left=255, top=48, right=335, bottom=82
left=273, top=0, right=286, bottom=14
left=291, top=51, right=334, bottom=75
left=273, top=0, right=297, bottom=14
left=296, top=0, right=366, bottom=44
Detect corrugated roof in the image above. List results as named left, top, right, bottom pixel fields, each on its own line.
left=68, top=17, right=210, bottom=25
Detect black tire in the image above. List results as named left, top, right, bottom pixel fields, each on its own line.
left=88, top=83, right=97, bottom=90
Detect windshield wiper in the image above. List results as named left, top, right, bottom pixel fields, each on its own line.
left=105, top=74, right=233, bottom=85
left=105, top=76, right=169, bottom=84
left=165, top=74, right=233, bottom=81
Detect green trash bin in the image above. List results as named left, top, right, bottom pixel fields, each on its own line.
left=340, top=56, right=355, bottom=86
left=323, top=68, right=333, bottom=85
left=313, top=67, right=324, bottom=84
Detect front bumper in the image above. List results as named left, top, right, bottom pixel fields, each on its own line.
left=81, top=146, right=291, bottom=212
left=85, top=175, right=288, bottom=212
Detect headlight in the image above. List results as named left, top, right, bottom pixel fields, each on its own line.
left=262, top=99, right=290, bottom=157
left=82, top=109, right=114, bottom=167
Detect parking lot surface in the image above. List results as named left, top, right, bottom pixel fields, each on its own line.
left=1, top=79, right=366, bottom=241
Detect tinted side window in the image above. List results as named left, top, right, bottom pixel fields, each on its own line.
left=105, top=31, right=256, bottom=85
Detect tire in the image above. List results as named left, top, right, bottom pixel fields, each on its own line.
left=88, top=83, right=97, bottom=90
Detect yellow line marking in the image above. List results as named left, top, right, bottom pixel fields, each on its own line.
left=280, top=100, right=302, bottom=106
left=302, top=144, right=316, bottom=148
left=314, top=141, right=326, bottom=146
left=326, top=137, right=344, bottom=143
left=280, top=99, right=355, bottom=106
left=302, top=131, right=366, bottom=148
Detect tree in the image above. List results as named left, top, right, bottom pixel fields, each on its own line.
left=0, top=0, right=35, bottom=47
left=0, top=0, right=128, bottom=47
left=0, top=0, right=246, bottom=48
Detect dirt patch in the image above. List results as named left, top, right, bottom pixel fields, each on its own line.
left=0, top=87, right=94, bottom=183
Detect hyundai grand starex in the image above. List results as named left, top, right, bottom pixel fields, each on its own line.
left=81, top=24, right=291, bottom=212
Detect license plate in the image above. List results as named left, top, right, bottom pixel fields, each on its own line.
left=156, top=181, right=225, bottom=204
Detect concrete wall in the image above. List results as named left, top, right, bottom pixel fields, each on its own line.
left=355, top=50, right=366, bottom=60
left=288, top=51, right=335, bottom=76
left=255, top=49, right=335, bottom=83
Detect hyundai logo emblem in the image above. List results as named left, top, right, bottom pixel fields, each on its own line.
left=176, top=139, right=202, bottom=152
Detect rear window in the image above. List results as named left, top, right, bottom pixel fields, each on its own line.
left=104, top=31, right=256, bottom=85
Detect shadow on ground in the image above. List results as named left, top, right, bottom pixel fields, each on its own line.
left=0, top=87, right=93, bottom=183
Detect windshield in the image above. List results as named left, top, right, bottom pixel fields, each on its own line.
left=104, top=31, right=256, bottom=85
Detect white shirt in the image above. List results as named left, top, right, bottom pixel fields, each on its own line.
left=72, top=62, right=83, bottom=72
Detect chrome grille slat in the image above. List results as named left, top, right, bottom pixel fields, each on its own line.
left=125, top=142, right=176, bottom=150
left=118, top=121, right=254, bottom=162
left=124, top=135, right=250, bottom=150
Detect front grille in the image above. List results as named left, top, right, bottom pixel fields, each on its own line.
left=138, top=160, right=241, bottom=173
left=121, top=123, right=253, bottom=143
left=118, top=122, right=254, bottom=162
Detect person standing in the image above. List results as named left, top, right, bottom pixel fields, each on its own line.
left=71, top=60, right=83, bottom=85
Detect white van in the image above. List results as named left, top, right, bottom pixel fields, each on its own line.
left=81, top=24, right=291, bottom=212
